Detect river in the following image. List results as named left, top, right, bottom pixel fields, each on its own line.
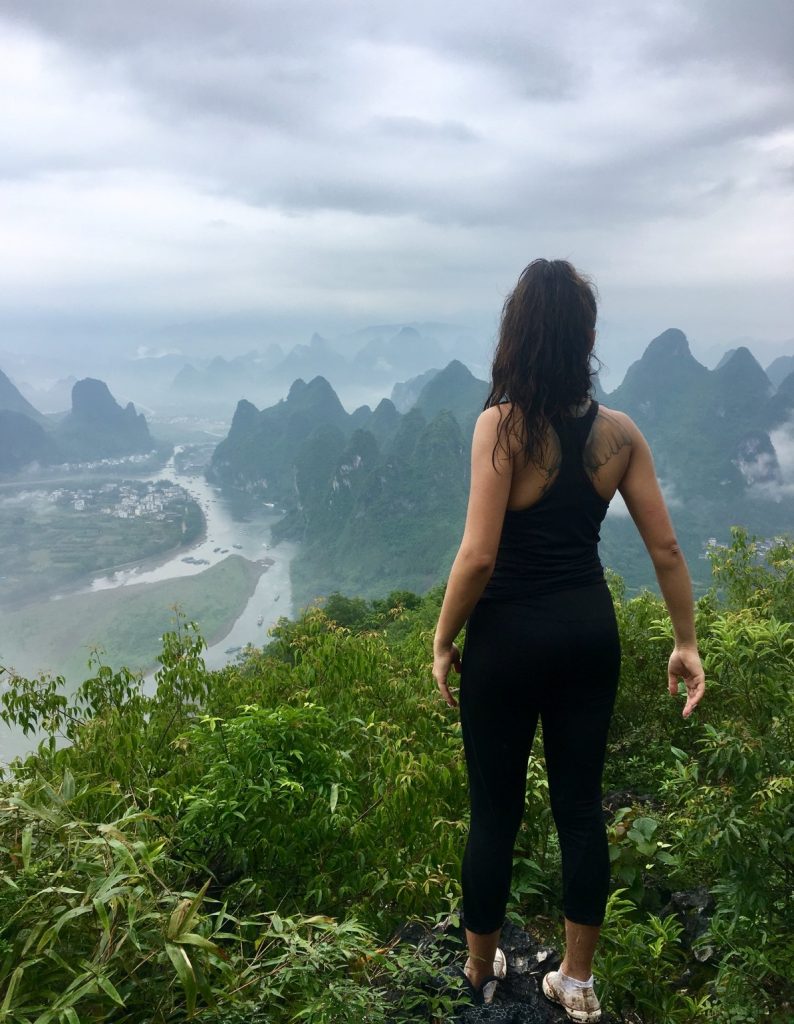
left=78, top=446, right=298, bottom=670
left=1, top=447, right=299, bottom=761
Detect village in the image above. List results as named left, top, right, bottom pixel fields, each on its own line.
left=49, top=480, right=191, bottom=520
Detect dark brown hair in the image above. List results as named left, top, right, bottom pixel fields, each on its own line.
left=484, top=258, right=600, bottom=468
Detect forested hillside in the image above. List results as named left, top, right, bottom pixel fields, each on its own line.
left=207, top=330, right=794, bottom=606
left=1, top=529, right=791, bottom=1022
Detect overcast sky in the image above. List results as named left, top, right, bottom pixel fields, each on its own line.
left=1, top=0, right=793, bottom=384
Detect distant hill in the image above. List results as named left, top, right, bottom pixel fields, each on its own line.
left=170, top=324, right=486, bottom=410
left=767, top=354, right=794, bottom=389
left=207, top=375, right=352, bottom=500
left=355, top=326, right=446, bottom=378
left=0, top=368, right=48, bottom=425
left=606, top=331, right=778, bottom=498
left=275, top=333, right=350, bottom=384
left=391, top=368, right=440, bottom=412
left=58, top=378, right=153, bottom=460
left=0, top=410, right=61, bottom=473
left=172, top=347, right=285, bottom=401
left=765, top=371, right=794, bottom=428
left=714, top=348, right=737, bottom=370
left=17, top=375, right=78, bottom=415
left=412, top=359, right=488, bottom=435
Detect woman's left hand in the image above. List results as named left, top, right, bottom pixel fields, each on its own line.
left=433, top=642, right=462, bottom=708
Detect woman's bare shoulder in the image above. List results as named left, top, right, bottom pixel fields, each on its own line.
left=598, top=401, right=635, bottom=430
left=476, top=404, right=524, bottom=458
left=476, top=402, right=521, bottom=431
left=595, top=403, right=639, bottom=440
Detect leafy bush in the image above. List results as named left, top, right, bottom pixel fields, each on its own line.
left=597, top=891, right=714, bottom=1023
left=1, top=530, right=792, bottom=1021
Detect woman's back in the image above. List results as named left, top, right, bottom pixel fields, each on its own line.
left=502, top=400, right=633, bottom=511
left=480, top=399, right=633, bottom=601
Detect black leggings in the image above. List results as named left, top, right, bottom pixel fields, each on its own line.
left=459, top=581, right=621, bottom=932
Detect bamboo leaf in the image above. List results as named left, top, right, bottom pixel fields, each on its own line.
left=165, top=942, right=197, bottom=1017
left=37, top=906, right=93, bottom=952
left=92, top=898, right=111, bottom=938
left=21, top=825, right=33, bottom=871
left=96, top=974, right=125, bottom=1007
left=167, top=879, right=210, bottom=941
left=0, top=965, right=25, bottom=1015
left=174, top=932, right=226, bottom=957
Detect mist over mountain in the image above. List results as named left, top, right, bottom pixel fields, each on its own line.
left=765, top=370, right=794, bottom=428
left=98, top=322, right=488, bottom=418
left=3, top=320, right=792, bottom=602
left=17, top=375, right=78, bottom=415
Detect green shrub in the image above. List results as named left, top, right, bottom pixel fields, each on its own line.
left=1, top=531, right=792, bottom=1021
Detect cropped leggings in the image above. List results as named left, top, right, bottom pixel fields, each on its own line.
left=459, top=581, right=621, bottom=932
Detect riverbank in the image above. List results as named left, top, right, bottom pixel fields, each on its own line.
left=0, top=555, right=269, bottom=688
left=0, top=479, right=205, bottom=608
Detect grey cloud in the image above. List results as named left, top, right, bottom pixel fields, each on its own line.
left=4, top=0, right=325, bottom=56
left=372, top=117, right=479, bottom=143
left=0, top=0, right=791, bottom=359
left=648, top=0, right=794, bottom=81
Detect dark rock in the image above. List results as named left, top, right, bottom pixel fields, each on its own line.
left=381, top=916, right=616, bottom=1023
left=660, top=887, right=716, bottom=962
left=601, top=789, right=659, bottom=820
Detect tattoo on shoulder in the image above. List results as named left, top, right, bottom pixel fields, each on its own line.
left=583, top=410, right=632, bottom=479
left=538, top=426, right=562, bottom=494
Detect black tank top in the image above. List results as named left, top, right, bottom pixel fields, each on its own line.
left=479, top=399, right=610, bottom=602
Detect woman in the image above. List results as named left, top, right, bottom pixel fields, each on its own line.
left=432, top=259, right=705, bottom=1020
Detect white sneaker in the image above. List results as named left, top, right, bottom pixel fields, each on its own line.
left=464, top=946, right=507, bottom=1004
left=542, top=969, right=602, bottom=1022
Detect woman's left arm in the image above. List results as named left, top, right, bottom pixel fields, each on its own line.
left=433, top=407, right=513, bottom=707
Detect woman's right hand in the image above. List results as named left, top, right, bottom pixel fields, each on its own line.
left=668, top=645, right=706, bottom=718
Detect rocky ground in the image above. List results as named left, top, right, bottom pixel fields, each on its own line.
left=382, top=917, right=618, bottom=1023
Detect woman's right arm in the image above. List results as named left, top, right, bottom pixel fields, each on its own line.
left=615, top=414, right=706, bottom=718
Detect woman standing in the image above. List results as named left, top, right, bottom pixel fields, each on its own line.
left=432, top=259, right=705, bottom=1020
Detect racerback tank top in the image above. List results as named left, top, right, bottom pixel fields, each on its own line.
left=479, top=399, right=610, bottom=602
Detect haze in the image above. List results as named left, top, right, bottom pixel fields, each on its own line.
left=1, top=0, right=793, bottom=391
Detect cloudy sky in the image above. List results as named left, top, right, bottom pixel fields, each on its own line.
left=1, top=0, right=793, bottom=383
